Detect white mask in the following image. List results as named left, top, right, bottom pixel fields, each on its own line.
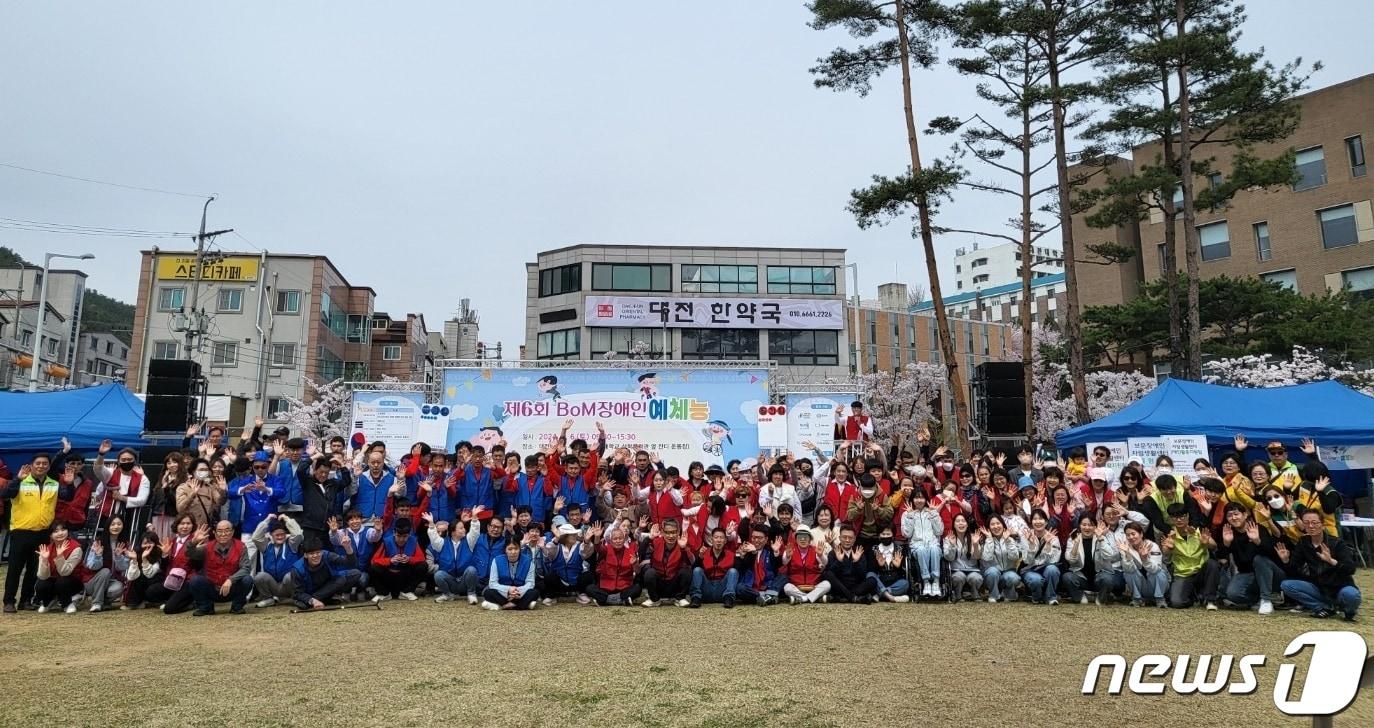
left=195, top=471, right=211, bottom=481
left=1156, top=466, right=1172, bottom=475
left=1268, top=496, right=1285, bottom=510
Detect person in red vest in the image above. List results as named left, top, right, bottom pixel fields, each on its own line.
left=185, top=520, right=252, bottom=616
left=92, top=440, right=151, bottom=538
left=781, top=527, right=830, bottom=604
left=689, top=527, right=737, bottom=608
left=834, top=401, right=875, bottom=444
left=638, top=518, right=694, bottom=607
left=587, top=523, right=640, bottom=606
left=143, top=514, right=199, bottom=613
left=640, top=470, right=683, bottom=527
left=34, top=522, right=87, bottom=613
left=55, top=450, right=95, bottom=531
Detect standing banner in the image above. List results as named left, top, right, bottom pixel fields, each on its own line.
left=785, top=392, right=858, bottom=459
left=441, top=367, right=769, bottom=469
left=416, top=404, right=453, bottom=453
left=349, top=391, right=426, bottom=457
left=1127, top=434, right=1209, bottom=472
left=1087, top=441, right=1129, bottom=481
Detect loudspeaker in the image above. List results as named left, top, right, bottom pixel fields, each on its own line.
left=144, top=395, right=197, bottom=433
left=147, top=376, right=195, bottom=396
left=974, top=361, right=1026, bottom=436
left=148, top=359, right=200, bottom=380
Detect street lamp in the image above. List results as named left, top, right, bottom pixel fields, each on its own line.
left=29, top=252, right=95, bottom=391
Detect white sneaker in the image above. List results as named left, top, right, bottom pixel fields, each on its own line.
left=1205, top=601, right=1218, bottom=611
left=1258, top=599, right=1273, bottom=616
left=1079, top=595, right=1089, bottom=605
left=371, top=594, right=389, bottom=604
left=527, top=601, right=537, bottom=610
left=434, top=594, right=452, bottom=603
left=64, top=603, right=78, bottom=614
left=576, top=594, right=591, bottom=605
left=640, top=597, right=657, bottom=608
left=480, top=600, right=501, bottom=611
left=541, top=597, right=556, bottom=607
left=988, top=596, right=998, bottom=604
left=399, top=592, right=418, bottom=601
left=36, top=604, right=48, bottom=614
left=675, top=598, right=691, bottom=608
left=789, top=595, right=802, bottom=605
left=89, top=603, right=103, bottom=613
left=256, top=597, right=276, bottom=609
left=892, top=595, right=911, bottom=603
left=467, top=594, right=478, bottom=605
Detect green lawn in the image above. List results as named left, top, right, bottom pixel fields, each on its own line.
left=2, top=568, right=1372, bottom=727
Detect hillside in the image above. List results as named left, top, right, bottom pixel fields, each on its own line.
left=0, top=245, right=134, bottom=344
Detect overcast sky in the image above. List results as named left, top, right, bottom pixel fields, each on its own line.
left=1, top=1, right=1364, bottom=354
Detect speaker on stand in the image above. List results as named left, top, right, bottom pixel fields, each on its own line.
left=973, top=361, right=1026, bottom=439
left=144, top=359, right=204, bottom=433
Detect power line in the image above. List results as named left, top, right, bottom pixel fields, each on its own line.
left=0, top=216, right=192, bottom=238
left=0, top=161, right=209, bottom=198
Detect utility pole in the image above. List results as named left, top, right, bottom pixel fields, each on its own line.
left=181, top=195, right=232, bottom=358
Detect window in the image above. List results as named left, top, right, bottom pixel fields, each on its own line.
left=372, top=317, right=389, bottom=330
left=1347, top=136, right=1366, bottom=178
left=681, top=265, right=758, bottom=293
left=320, top=292, right=345, bottom=337
left=153, top=341, right=179, bottom=359
left=104, top=340, right=114, bottom=355
left=211, top=341, right=238, bottom=366
left=1254, top=222, right=1272, bottom=262
left=344, top=362, right=369, bottom=381
left=1198, top=221, right=1230, bottom=262
left=121, top=346, right=128, bottom=359
left=381, top=345, right=402, bottom=361
left=317, top=348, right=343, bottom=380
left=216, top=288, right=243, bottom=313
left=157, top=287, right=184, bottom=311
left=956, top=281, right=963, bottom=290
left=275, top=290, right=301, bottom=314
left=766, top=266, right=837, bottom=295
left=539, top=264, right=582, bottom=297
left=591, top=263, right=670, bottom=292
left=266, top=397, right=291, bottom=418
left=1343, top=267, right=1374, bottom=300
left=346, top=314, right=370, bottom=343
left=1319, top=204, right=1358, bottom=249
left=1157, top=243, right=1168, bottom=275
left=971, top=258, right=988, bottom=268
left=1294, top=146, right=1326, bottom=191
left=1206, top=172, right=1223, bottom=190
left=1260, top=269, right=1298, bottom=292
left=536, top=328, right=580, bottom=360
left=589, top=327, right=670, bottom=359
left=680, top=329, right=758, bottom=360
left=270, top=343, right=297, bottom=367
left=955, top=264, right=961, bottom=273
left=20, top=331, right=31, bottom=347
left=972, top=274, right=990, bottom=284
left=767, top=330, right=838, bottom=366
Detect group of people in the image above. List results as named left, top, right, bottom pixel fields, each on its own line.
left=0, top=409, right=1362, bottom=621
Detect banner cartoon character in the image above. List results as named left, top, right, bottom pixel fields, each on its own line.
left=702, top=420, right=732, bottom=456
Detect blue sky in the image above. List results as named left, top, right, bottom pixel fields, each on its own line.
left=0, top=1, right=1364, bottom=352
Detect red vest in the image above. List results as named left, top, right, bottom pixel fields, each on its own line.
left=783, top=546, right=821, bottom=587
left=100, top=470, right=145, bottom=517
left=844, top=415, right=870, bottom=441
left=646, top=489, right=682, bottom=526
left=700, top=548, right=735, bottom=581
left=650, top=538, right=689, bottom=579
left=597, top=544, right=636, bottom=592
left=201, top=539, right=246, bottom=585
left=166, top=536, right=194, bottom=573
left=56, top=476, right=93, bottom=527
left=47, top=538, right=89, bottom=582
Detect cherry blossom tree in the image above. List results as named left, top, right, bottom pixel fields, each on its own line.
left=1014, top=325, right=1157, bottom=441
left=858, top=362, right=945, bottom=443
left=276, top=377, right=352, bottom=441
left=1204, top=345, right=1374, bottom=396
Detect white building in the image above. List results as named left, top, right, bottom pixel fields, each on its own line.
left=0, top=265, right=87, bottom=389
left=953, top=241, right=1063, bottom=293
left=74, top=331, right=129, bottom=387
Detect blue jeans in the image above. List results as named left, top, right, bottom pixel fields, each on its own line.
left=1225, top=556, right=1280, bottom=607
left=1022, top=564, right=1061, bottom=603
left=690, top=567, right=738, bottom=603
left=739, top=574, right=783, bottom=604
left=982, top=567, right=1020, bottom=601
left=1281, top=579, right=1362, bottom=617
left=434, top=569, right=463, bottom=597
left=909, top=544, right=941, bottom=582
left=1061, top=570, right=1126, bottom=601
left=1127, top=568, right=1169, bottom=601
left=866, top=573, right=910, bottom=597
left=458, top=565, right=484, bottom=597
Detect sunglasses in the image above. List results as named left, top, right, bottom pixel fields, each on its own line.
left=1267, top=449, right=1285, bottom=455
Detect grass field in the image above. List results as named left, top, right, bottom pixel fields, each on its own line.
left=2, top=568, right=1373, bottom=727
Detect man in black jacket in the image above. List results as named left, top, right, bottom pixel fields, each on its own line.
left=820, top=524, right=877, bottom=603
left=295, top=454, right=352, bottom=548
left=1278, top=510, right=1361, bottom=621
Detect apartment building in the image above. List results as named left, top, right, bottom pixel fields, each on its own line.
left=370, top=312, right=433, bottom=385
left=0, top=264, right=86, bottom=389
left=953, top=241, right=1063, bottom=293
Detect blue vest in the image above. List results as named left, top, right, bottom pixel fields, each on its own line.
left=259, top=541, right=298, bottom=581
left=334, top=527, right=375, bottom=569
left=458, top=465, right=495, bottom=514
left=493, top=551, right=533, bottom=587
left=382, top=532, right=418, bottom=559
left=427, top=536, right=474, bottom=575
left=472, top=534, right=504, bottom=576
left=547, top=542, right=585, bottom=584
left=499, top=473, right=549, bottom=524
left=291, top=552, right=352, bottom=590
left=354, top=470, right=395, bottom=521
left=276, top=459, right=303, bottom=507
left=555, top=475, right=590, bottom=518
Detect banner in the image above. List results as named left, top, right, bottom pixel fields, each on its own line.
left=1087, top=441, right=1128, bottom=482
left=441, top=367, right=770, bottom=469
left=584, top=296, right=844, bottom=330
left=156, top=255, right=260, bottom=281
left=1126, top=434, right=1209, bottom=470
left=349, top=391, right=426, bottom=457
left=785, top=392, right=858, bottom=459
left=1319, top=444, right=1374, bottom=471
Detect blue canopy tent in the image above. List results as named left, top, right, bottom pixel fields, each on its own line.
left=1057, top=379, right=1374, bottom=499
left=0, top=383, right=149, bottom=462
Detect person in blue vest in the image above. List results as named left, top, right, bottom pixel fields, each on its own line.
left=332, top=510, right=380, bottom=600
left=229, top=452, right=281, bottom=566
left=410, top=450, right=452, bottom=523
left=450, top=450, right=499, bottom=524
left=544, top=454, right=592, bottom=521
left=352, top=450, right=396, bottom=522
left=426, top=517, right=474, bottom=603
left=273, top=438, right=307, bottom=515
left=481, top=533, right=541, bottom=610
left=368, top=517, right=425, bottom=603
left=459, top=513, right=507, bottom=604
left=498, top=453, right=551, bottom=527
left=540, top=522, right=594, bottom=604
left=291, top=534, right=358, bottom=610
left=251, top=514, right=302, bottom=608
left=736, top=526, right=784, bottom=606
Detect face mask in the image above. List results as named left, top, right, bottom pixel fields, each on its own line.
left=118, top=461, right=136, bottom=473
left=941, top=462, right=954, bottom=472
left=1156, top=467, right=1172, bottom=476
left=1268, top=496, right=1285, bottom=510
left=195, top=471, right=211, bottom=481
left=879, top=536, right=894, bottom=546
left=861, top=487, right=876, bottom=498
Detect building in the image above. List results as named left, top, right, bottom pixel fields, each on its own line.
left=854, top=281, right=1016, bottom=372
left=525, top=244, right=851, bottom=380
left=953, top=241, right=1063, bottom=293
left=912, top=272, right=1067, bottom=326
left=445, top=298, right=481, bottom=359
left=1073, top=73, right=1374, bottom=313
left=370, top=312, right=433, bottom=385
left=73, top=331, right=129, bottom=387
left=0, top=264, right=87, bottom=389
left=126, top=250, right=383, bottom=426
